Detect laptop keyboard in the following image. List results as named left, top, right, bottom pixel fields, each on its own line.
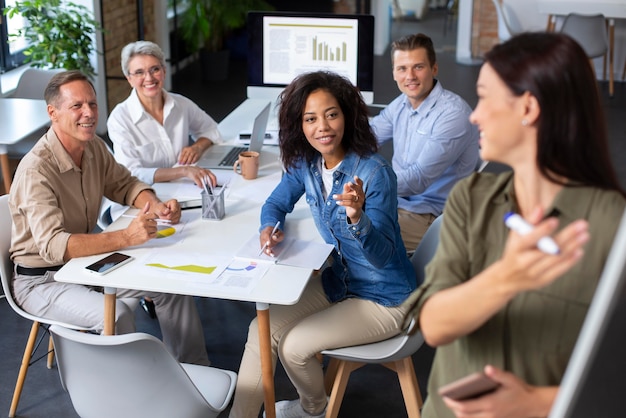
left=219, top=146, right=247, bottom=167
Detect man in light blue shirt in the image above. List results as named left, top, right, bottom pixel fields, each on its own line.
left=370, top=33, right=479, bottom=251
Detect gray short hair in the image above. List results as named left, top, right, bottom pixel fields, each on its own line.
left=120, top=41, right=166, bottom=77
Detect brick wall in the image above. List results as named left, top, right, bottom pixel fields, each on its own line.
left=473, top=0, right=500, bottom=58
left=101, top=0, right=157, bottom=115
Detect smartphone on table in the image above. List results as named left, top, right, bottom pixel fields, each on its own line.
left=438, top=372, right=500, bottom=401
left=85, top=252, right=133, bottom=275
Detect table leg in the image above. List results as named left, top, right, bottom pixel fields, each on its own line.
left=546, top=14, right=556, bottom=32
left=103, top=287, right=117, bottom=336
left=1, top=151, right=12, bottom=195
left=609, top=19, right=614, bottom=97
left=256, top=301, right=276, bottom=418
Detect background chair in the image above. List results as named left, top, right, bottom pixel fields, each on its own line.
left=321, top=215, right=444, bottom=418
left=0, top=194, right=137, bottom=417
left=2, top=69, right=61, bottom=184
left=559, top=14, right=610, bottom=91
left=443, top=0, right=458, bottom=37
left=50, top=324, right=237, bottom=418
left=491, top=0, right=523, bottom=42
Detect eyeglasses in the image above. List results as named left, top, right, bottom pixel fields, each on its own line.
left=129, top=65, right=163, bottom=78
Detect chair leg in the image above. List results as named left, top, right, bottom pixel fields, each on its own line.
left=395, top=357, right=423, bottom=418
left=47, top=335, right=55, bottom=369
left=9, top=321, right=40, bottom=418
left=324, top=360, right=364, bottom=418
left=324, top=357, right=339, bottom=395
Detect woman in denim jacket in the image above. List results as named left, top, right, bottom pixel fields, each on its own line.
left=228, top=71, right=417, bottom=418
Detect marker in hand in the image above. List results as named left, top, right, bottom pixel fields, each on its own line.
left=259, top=220, right=281, bottom=256
left=504, top=212, right=560, bottom=255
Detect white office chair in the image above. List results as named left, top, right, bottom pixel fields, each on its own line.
left=321, top=215, right=444, bottom=418
left=560, top=14, right=609, bottom=86
left=0, top=194, right=138, bottom=417
left=491, top=0, right=523, bottom=42
left=50, top=324, right=237, bottom=418
left=4, top=68, right=61, bottom=162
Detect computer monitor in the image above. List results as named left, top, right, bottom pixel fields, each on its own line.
left=246, top=11, right=375, bottom=105
left=548, top=208, right=626, bottom=417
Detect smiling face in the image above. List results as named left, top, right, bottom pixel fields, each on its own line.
left=392, top=47, right=438, bottom=109
left=301, top=88, right=346, bottom=168
left=469, top=63, right=533, bottom=166
left=126, top=54, right=165, bottom=101
left=48, top=79, right=98, bottom=147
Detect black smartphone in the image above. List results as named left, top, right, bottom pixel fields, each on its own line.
left=85, top=252, right=133, bottom=275
left=438, top=372, right=500, bottom=401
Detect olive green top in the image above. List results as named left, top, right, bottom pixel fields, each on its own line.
left=405, top=171, right=626, bottom=418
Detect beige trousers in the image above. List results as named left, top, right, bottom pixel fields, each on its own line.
left=228, top=274, right=407, bottom=418
left=398, top=209, right=438, bottom=253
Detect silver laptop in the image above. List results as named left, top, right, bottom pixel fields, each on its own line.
left=200, top=101, right=271, bottom=170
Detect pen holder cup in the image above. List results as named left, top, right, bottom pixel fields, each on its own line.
left=201, top=190, right=225, bottom=220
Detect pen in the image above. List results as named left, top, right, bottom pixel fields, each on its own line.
left=121, top=214, right=172, bottom=225
left=258, top=220, right=281, bottom=256
left=504, top=212, right=560, bottom=255
left=201, top=176, right=212, bottom=195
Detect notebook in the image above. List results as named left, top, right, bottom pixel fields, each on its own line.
left=200, top=101, right=271, bottom=170
left=234, top=233, right=334, bottom=269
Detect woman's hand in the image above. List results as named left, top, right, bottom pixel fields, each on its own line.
left=181, top=166, right=217, bottom=189
left=178, top=143, right=205, bottom=165
left=442, top=365, right=558, bottom=418
left=333, top=175, right=364, bottom=224
left=497, top=207, right=589, bottom=296
left=259, top=224, right=284, bottom=257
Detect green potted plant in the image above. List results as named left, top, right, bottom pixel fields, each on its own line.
left=3, top=0, right=104, bottom=78
left=177, top=0, right=272, bottom=81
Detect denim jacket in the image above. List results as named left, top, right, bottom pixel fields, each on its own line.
left=261, top=151, right=417, bottom=307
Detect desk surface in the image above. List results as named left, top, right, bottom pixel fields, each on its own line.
left=537, top=0, right=626, bottom=19
left=53, top=98, right=318, bottom=418
left=56, top=99, right=320, bottom=305
left=0, top=98, right=49, bottom=145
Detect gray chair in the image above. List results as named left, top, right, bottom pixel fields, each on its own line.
left=321, top=215, right=444, bottom=418
left=50, top=324, right=237, bottom=418
left=0, top=194, right=138, bottom=417
left=0, top=194, right=89, bottom=417
left=560, top=13, right=609, bottom=89
left=491, top=0, right=523, bottom=42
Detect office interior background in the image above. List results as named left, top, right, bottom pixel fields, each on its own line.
left=1, top=0, right=626, bottom=416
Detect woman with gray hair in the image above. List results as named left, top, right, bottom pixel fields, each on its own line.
left=107, top=41, right=223, bottom=318
left=108, top=40, right=222, bottom=189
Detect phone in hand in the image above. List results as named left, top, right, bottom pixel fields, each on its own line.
left=85, top=252, right=133, bottom=275
left=438, top=372, right=500, bottom=401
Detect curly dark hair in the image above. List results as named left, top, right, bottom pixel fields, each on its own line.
left=277, top=71, right=377, bottom=171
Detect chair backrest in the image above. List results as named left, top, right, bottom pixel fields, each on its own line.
left=0, top=194, right=26, bottom=317
left=12, top=68, right=63, bottom=100
left=491, top=0, right=522, bottom=42
left=411, top=215, right=443, bottom=285
left=560, top=13, right=608, bottom=58
left=0, top=195, right=93, bottom=330
left=50, top=324, right=228, bottom=418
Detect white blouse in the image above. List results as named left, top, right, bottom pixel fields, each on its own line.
left=107, top=88, right=223, bottom=184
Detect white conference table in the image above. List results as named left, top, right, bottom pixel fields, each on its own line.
left=55, top=98, right=320, bottom=418
left=0, top=98, right=49, bottom=193
left=537, top=0, right=626, bottom=97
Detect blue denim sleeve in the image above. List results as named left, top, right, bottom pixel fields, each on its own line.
left=345, top=164, right=401, bottom=268
left=259, top=167, right=305, bottom=233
